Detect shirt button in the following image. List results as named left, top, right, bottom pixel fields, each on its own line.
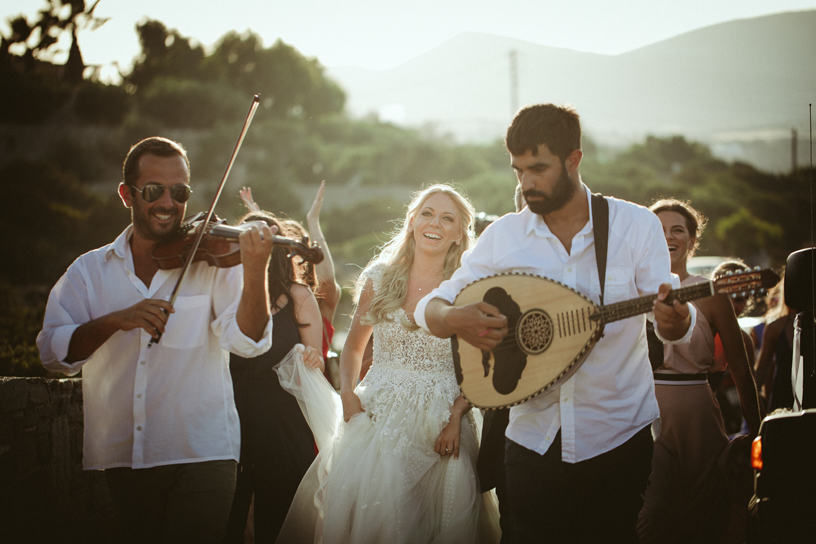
left=567, top=267, right=573, bottom=272
left=140, top=361, right=146, bottom=365
left=136, top=426, right=142, bottom=431
left=546, top=435, right=552, bottom=441
left=563, top=396, right=569, bottom=402
left=137, top=393, right=142, bottom=399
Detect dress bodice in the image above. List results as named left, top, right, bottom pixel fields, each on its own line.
left=353, top=262, right=464, bottom=452
left=371, top=308, right=456, bottom=376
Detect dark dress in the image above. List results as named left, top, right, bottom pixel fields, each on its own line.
left=223, top=301, right=316, bottom=543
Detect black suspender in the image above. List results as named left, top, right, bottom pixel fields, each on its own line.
left=591, top=193, right=609, bottom=305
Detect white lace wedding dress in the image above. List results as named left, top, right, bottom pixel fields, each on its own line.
left=274, top=264, right=500, bottom=544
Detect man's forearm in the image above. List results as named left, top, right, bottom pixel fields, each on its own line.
left=655, top=315, right=691, bottom=341
left=65, top=315, right=120, bottom=363
left=236, top=270, right=270, bottom=342
left=424, top=298, right=455, bottom=338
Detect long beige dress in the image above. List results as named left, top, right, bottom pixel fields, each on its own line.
left=638, top=275, right=746, bottom=543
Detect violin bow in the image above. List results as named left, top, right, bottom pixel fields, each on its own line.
left=149, top=94, right=261, bottom=347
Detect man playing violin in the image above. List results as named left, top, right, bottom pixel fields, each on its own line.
left=416, top=104, right=696, bottom=544
left=37, top=137, right=276, bottom=544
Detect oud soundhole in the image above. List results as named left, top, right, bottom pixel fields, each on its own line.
left=516, top=309, right=554, bottom=355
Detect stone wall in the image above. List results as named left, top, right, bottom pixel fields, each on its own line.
left=0, top=377, right=117, bottom=544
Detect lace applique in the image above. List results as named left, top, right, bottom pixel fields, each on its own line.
left=356, top=307, right=475, bottom=454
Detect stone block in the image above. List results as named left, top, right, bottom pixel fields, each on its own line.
left=50, top=415, right=71, bottom=496
left=37, top=403, right=57, bottom=421
left=14, top=430, right=38, bottom=474
left=68, top=403, right=84, bottom=423
left=0, top=379, right=13, bottom=414
left=22, top=407, right=38, bottom=430
left=38, top=426, right=51, bottom=463
left=11, top=380, right=28, bottom=411
left=0, top=417, right=12, bottom=446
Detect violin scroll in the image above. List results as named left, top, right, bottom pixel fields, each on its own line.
left=274, top=234, right=324, bottom=265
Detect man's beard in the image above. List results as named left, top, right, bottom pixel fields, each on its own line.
left=523, top=162, right=576, bottom=216
left=131, top=203, right=181, bottom=242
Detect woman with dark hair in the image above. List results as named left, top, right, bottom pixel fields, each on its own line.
left=241, top=183, right=342, bottom=386
left=638, top=199, right=762, bottom=543
left=710, top=259, right=758, bottom=434
left=223, top=211, right=324, bottom=544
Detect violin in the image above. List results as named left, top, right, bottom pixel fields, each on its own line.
left=150, top=94, right=262, bottom=348
left=152, top=212, right=324, bottom=269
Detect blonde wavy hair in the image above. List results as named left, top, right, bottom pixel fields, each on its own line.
left=358, top=183, right=476, bottom=330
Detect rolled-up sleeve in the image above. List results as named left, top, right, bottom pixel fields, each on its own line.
left=211, top=266, right=273, bottom=357
left=37, top=266, right=92, bottom=375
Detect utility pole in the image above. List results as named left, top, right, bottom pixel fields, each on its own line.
left=509, top=50, right=519, bottom=117
left=791, top=128, right=798, bottom=177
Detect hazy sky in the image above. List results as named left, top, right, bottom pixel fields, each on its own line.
left=2, top=0, right=816, bottom=82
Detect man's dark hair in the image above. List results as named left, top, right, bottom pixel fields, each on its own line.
left=123, top=137, right=190, bottom=185
left=505, top=104, right=582, bottom=161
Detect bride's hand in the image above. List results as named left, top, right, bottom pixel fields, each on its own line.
left=434, top=415, right=462, bottom=460
left=341, top=390, right=364, bottom=422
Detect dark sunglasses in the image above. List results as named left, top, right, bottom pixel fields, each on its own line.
left=126, top=183, right=192, bottom=203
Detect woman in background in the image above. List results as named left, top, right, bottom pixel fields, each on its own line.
left=223, top=212, right=324, bottom=544
left=241, top=183, right=342, bottom=385
left=639, top=199, right=761, bottom=544
left=710, top=259, right=758, bottom=436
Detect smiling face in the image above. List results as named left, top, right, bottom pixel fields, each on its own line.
left=511, top=143, right=579, bottom=217
left=410, top=192, right=463, bottom=256
left=121, top=153, right=189, bottom=242
left=657, top=210, right=695, bottom=272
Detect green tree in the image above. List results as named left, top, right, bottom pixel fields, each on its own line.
left=0, top=0, right=109, bottom=81
left=125, top=19, right=207, bottom=91
left=713, top=208, right=783, bottom=259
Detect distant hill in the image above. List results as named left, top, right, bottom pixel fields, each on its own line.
left=327, top=10, right=816, bottom=172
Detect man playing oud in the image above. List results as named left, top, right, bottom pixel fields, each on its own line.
left=37, top=137, right=276, bottom=543
left=416, top=104, right=695, bottom=543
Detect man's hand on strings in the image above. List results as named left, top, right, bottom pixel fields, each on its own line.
left=653, top=282, right=692, bottom=341
left=444, top=302, right=508, bottom=351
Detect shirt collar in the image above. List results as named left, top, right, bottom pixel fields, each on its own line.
left=522, top=183, right=595, bottom=237
left=105, top=225, right=133, bottom=262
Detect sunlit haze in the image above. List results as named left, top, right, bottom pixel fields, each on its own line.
left=2, top=0, right=816, bottom=83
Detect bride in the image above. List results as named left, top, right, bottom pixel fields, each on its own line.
left=275, top=184, right=500, bottom=544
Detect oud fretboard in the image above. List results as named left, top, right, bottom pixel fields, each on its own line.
left=596, top=281, right=714, bottom=324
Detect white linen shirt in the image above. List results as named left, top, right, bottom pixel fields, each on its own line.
left=37, top=226, right=273, bottom=470
left=416, top=185, right=695, bottom=462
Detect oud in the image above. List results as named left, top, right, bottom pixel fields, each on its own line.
left=451, top=269, right=779, bottom=409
